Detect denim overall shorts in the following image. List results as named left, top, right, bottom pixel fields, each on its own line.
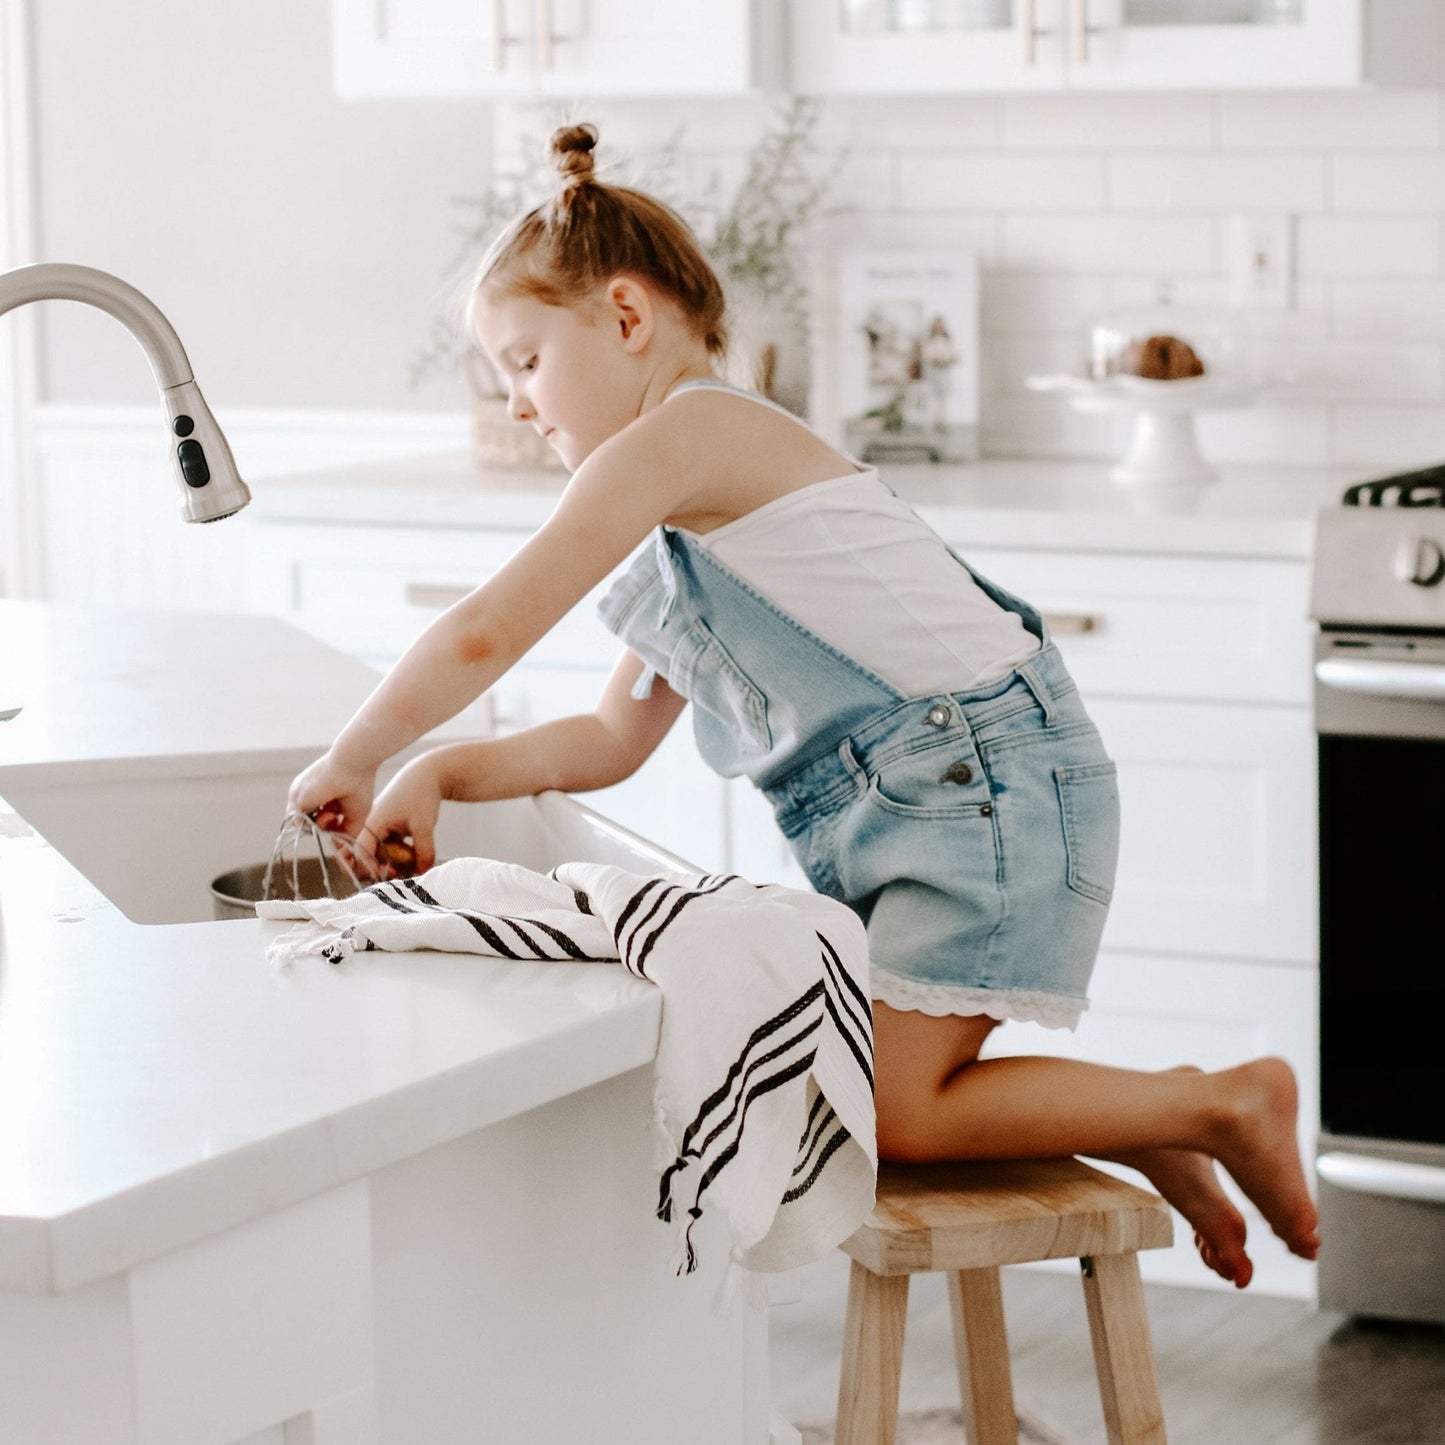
left=598, top=526, right=1120, bottom=1029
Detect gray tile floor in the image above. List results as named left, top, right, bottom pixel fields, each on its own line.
left=769, top=1251, right=1445, bottom=1445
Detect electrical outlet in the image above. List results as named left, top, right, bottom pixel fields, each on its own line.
left=1227, top=213, right=1293, bottom=308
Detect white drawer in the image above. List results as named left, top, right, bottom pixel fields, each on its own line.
left=247, top=521, right=623, bottom=668
left=962, top=547, right=1311, bottom=706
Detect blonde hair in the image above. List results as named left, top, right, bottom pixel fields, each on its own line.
left=476, top=124, right=729, bottom=364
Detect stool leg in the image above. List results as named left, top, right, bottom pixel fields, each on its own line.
left=948, top=1267, right=1019, bottom=1445
left=835, top=1261, right=909, bottom=1445
left=1079, top=1253, right=1167, bottom=1445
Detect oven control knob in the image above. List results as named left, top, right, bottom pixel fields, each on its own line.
left=1393, top=535, right=1445, bottom=587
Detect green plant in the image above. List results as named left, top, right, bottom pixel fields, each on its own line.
left=411, top=98, right=842, bottom=399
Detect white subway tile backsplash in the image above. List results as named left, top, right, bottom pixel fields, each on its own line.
left=980, top=332, right=1090, bottom=398
left=1003, top=215, right=1215, bottom=275
left=1295, top=216, right=1440, bottom=278
left=899, top=154, right=1105, bottom=212
left=1332, top=406, right=1445, bottom=469
left=1218, top=92, right=1443, bottom=152
left=544, top=90, right=1445, bottom=470
left=1001, top=94, right=1214, bottom=151
left=816, top=96, right=1001, bottom=152
left=981, top=273, right=1114, bottom=333
left=1269, top=341, right=1445, bottom=404
left=1196, top=403, right=1333, bottom=467
left=1331, top=154, right=1445, bottom=213
left=1332, top=281, right=1445, bottom=341
left=981, top=394, right=1122, bottom=459
left=1108, top=154, right=1327, bottom=214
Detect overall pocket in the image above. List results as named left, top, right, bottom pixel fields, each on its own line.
left=671, top=619, right=772, bottom=754
left=862, top=734, right=992, bottom=819
left=1055, top=760, right=1121, bottom=905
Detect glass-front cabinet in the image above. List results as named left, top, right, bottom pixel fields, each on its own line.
left=790, top=1, right=1427, bottom=93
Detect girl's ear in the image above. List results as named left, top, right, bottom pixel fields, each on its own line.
left=604, top=276, right=654, bottom=352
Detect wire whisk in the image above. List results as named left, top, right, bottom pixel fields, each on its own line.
left=260, top=810, right=384, bottom=905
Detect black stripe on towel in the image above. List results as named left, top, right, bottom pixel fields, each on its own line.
left=611, top=877, right=669, bottom=960
left=792, top=1102, right=837, bottom=1178
left=781, top=1125, right=851, bottom=1204
left=657, top=984, right=824, bottom=1220
left=630, top=875, right=735, bottom=976
left=396, top=878, right=595, bottom=960
left=819, top=931, right=873, bottom=1034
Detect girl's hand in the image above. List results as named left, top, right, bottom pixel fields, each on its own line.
left=355, top=753, right=445, bottom=878
left=287, top=750, right=376, bottom=840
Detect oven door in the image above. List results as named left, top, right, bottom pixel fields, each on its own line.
left=1315, top=632, right=1445, bottom=1322
left=1315, top=632, right=1445, bottom=1147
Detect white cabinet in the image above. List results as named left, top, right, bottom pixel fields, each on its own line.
left=332, top=0, right=785, bottom=99
left=790, top=0, right=1442, bottom=94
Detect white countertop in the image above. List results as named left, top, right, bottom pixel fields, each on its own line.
left=248, top=449, right=1366, bottom=561
left=0, top=602, right=659, bottom=1295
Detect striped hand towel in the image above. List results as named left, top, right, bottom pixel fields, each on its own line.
left=259, top=857, right=877, bottom=1277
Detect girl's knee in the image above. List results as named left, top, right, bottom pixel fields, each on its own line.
left=874, top=1074, right=956, bottom=1162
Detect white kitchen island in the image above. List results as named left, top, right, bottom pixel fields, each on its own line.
left=0, top=602, right=769, bottom=1445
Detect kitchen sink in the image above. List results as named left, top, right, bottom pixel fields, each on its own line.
left=4, top=768, right=689, bottom=926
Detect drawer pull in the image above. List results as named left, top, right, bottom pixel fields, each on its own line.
left=1043, top=611, right=1102, bottom=635
left=404, top=581, right=472, bottom=610
left=1318, top=1151, right=1445, bottom=1206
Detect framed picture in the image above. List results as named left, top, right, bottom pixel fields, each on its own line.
left=813, top=248, right=980, bottom=465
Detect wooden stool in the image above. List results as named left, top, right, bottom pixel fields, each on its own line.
left=835, top=1156, right=1174, bottom=1445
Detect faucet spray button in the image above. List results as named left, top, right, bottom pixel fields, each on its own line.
left=172, top=414, right=195, bottom=437
left=177, top=438, right=211, bottom=488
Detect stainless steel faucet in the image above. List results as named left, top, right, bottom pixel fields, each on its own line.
left=0, top=263, right=251, bottom=524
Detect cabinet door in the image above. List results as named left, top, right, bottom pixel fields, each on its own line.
left=537, top=0, right=783, bottom=96
left=790, top=0, right=1069, bottom=93
left=332, top=0, right=776, bottom=99
left=1068, top=0, right=1361, bottom=90
left=1092, top=697, right=1316, bottom=965
left=332, top=0, right=539, bottom=98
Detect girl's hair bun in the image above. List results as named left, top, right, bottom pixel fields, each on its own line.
left=548, top=123, right=598, bottom=185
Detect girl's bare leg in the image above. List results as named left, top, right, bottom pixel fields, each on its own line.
left=1103, top=1068, right=1253, bottom=1289
left=872, top=1004, right=1319, bottom=1275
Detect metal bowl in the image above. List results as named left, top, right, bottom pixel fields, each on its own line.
left=210, top=858, right=360, bottom=921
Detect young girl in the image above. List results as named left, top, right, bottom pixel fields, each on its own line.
left=290, top=123, right=1319, bottom=1290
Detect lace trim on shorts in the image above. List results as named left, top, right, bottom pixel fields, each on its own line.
left=870, top=967, right=1086, bottom=1030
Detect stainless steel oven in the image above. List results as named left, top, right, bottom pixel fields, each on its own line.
left=1310, top=473, right=1445, bottom=1324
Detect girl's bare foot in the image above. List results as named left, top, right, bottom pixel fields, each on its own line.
left=1108, top=1145, right=1254, bottom=1288
left=1104, top=1068, right=1254, bottom=1288
left=1207, top=1057, right=1320, bottom=1262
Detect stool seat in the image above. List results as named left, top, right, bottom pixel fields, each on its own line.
left=835, top=1157, right=1174, bottom=1445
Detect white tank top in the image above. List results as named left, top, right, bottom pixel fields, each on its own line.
left=669, top=381, right=1040, bottom=696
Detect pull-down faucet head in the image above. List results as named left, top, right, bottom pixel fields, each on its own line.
left=0, top=263, right=251, bottom=523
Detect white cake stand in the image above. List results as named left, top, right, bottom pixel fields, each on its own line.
left=1027, top=373, right=1258, bottom=500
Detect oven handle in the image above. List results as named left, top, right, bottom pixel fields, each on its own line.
left=1315, top=656, right=1445, bottom=701
left=1317, top=1151, right=1445, bottom=1205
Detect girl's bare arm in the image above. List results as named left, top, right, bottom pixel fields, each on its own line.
left=358, top=652, right=686, bottom=872
left=288, top=405, right=711, bottom=829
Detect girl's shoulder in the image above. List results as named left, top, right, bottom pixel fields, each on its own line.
left=644, top=381, right=866, bottom=533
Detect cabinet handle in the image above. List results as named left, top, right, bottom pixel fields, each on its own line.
left=1070, top=0, right=1092, bottom=62
left=1020, top=0, right=1037, bottom=63
left=490, top=0, right=523, bottom=70
left=1318, top=1151, right=1445, bottom=1206
left=404, top=581, right=472, bottom=610
left=534, top=0, right=551, bottom=70
left=1043, top=610, right=1102, bottom=635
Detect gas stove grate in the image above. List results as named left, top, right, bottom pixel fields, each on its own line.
left=1342, top=463, right=1445, bottom=508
